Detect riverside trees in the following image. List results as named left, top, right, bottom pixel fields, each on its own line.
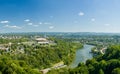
left=48, top=45, right=120, bottom=74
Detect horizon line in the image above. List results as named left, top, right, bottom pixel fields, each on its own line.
left=1, top=31, right=120, bottom=34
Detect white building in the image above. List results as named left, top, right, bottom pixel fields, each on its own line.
left=35, top=38, right=49, bottom=44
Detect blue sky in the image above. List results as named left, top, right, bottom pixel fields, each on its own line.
left=0, top=0, right=120, bottom=33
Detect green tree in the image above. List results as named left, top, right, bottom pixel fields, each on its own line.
left=112, top=68, right=120, bottom=74
left=98, top=69, right=104, bottom=74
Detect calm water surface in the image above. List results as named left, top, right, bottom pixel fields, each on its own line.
left=70, top=44, right=94, bottom=68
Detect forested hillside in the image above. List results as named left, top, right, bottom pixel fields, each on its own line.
left=48, top=45, right=120, bottom=74
left=0, top=38, right=83, bottom=74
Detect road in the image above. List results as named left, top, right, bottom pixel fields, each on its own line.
left=100, top=47, right=107, bottom=54
left=40, top=61, right=67, bottom=74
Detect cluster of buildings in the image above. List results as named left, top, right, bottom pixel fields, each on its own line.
left=0, top=35, right=55, bottom=52
left=0, top=35, right=22, bottom=39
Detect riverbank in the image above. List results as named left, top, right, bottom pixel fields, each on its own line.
left=47, top=44, right=95, bottom=74
left=69, top=44, right=94, bottom=68
left=40, top=61, right=67, bottom=74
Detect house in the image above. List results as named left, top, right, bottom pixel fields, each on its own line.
left=0, top=45, right=9, bottom=52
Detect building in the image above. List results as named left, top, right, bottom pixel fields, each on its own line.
left=35, top=38, right=49, bottom=44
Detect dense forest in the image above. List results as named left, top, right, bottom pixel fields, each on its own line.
left=0, top=37, right=83, bottom=74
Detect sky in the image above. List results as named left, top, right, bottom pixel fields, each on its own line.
left=0, top=0, right=120, bottom=33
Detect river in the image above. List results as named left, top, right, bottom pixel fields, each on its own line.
left=70, top=44, right=94, bottom=68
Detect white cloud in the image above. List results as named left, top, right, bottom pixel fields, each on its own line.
left=4, top=25, right=22, bottom=29
left=105, top=24, right=110, bottom=26
left=44, top=22, right=51, bottom=25
left=91, top=18, right=95, bottom=22
left=28, top=23, right=33, bottom=25
left=78, top=12, right=84, bottom=16
left=0, top=21, right=9, bottom=24
left=27, top=23, right=39, bottom=27
left=39, top=22, right=42, bottom=25
left=49, top=26, right=54, bottom=29
left=24, top=19, right=30, bottom=22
